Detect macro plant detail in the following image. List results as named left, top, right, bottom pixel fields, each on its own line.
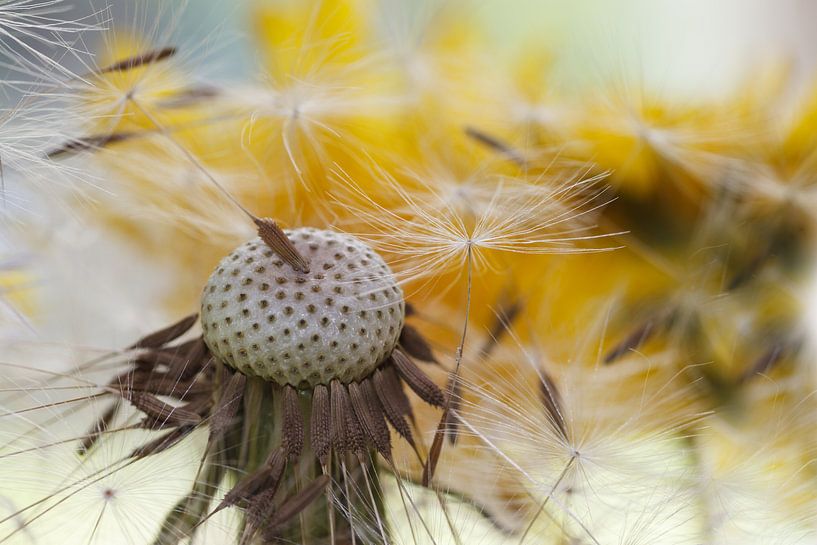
left=0, top=1, right=816, bottom=545
left=65, top=223, right=447, bottom=544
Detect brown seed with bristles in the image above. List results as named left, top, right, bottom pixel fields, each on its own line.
left=123, top=391, right=203, bottom=427
left=464, top=125, right=527, bottom=166
left=373, top=368, right=414, bottom=447
left=209, top=372, right=246, bottom=442
left=310, top=384, right=331, bottom=467
left=253, top=217, right=310, bottom=273
left=348, top=380, right=391, bottom=461
left=129, top=313, right=198, bottom=349
left=604, top=315, right=664, bottom=364
left=282, top=385, right=303, bottom=460
left=345, top=391, right=366, bottom=456
left=133, top=349, right=190, bottom=369
left=444, top=376, right=462, bottom=444
left=46, top=131, right=140, bottom=158
left=738, top=340, right=792, bottom=384
left=380, top=365, right=414, bottom=422
left=168, top=338, right=212, bottom=380
left=127, top=374, right=208, bottom=398
left=262, top=475, right=330, bottom=540
left=222, top=468, right=274, bottom=511
left=330, top=380, right=349, bottom=454
left=399, top=324, right=437, bottom=364
left=540, top=371, right=568, bottom=441
left=391, top=350, right=445, bottom=407
left=79, top=400, right=120, bottom=454
left=96, top=46, right=177, bottom=73
left=129, top=425, right=195, bottom=459
left=218, top=449, right=286, bottom=514
left=423, top=418, right=446, bottom=487
left=479, top=299, right=522, bottom=360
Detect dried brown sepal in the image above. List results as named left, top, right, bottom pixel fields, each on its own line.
left=540, top=371, right=568, bottom=441
left=349, top=380, right=392, bottom=461
left=123, top=391, right=203, bottom=427
left=79, top=400, right=120, bottom=454
left=310, top=384, right=331, bottom=467
left=282, top=385, right=304, bottom=460
left=261, top=475, right=330, bottom=540
left=97, top=46, right=177, bottom=74
left=330, top=380, right=349, bottom=454
left=129, top=313, right=199, bottom=350
left=253, top=217, right=310, bottom=273
left=464, top=126, right=526, bottom=166
left=130, top=425, right=195, bottom=459
left=391, top=350, right=445, bottom=407
left=373, top=368, right=415, bottom=447
left=209, top=372, right=246, bottom=442
left=604, top=315, right=664, bottom=364
left=399, top=324, right=437, bottom=364
left=443, top=376, right=462, bottom=444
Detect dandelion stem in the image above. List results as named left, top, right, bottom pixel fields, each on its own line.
left=453, top=410, right=601, bottom=545
left=425, top=243, right=473, bottom=484
left=517, top=455, right=576, bottom=545
left=127, top=97, right=254, bottom=220
left=129, top=96, right=310, bottom=272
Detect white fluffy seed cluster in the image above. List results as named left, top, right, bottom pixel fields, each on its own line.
left=201, top=228, right=405, bottom=388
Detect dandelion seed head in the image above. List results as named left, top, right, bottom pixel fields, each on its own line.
left=201, top=227, right=405, bottom=388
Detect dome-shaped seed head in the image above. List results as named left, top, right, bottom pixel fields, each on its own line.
left=201, top=228, right=405, bottom=388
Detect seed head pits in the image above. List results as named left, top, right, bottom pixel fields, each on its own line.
left=201, top=227, right=406, bottom=388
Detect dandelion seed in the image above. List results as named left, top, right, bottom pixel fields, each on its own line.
left=0, top=0, right=103, bottom=79
left=333, top=161, right=618, bottom=292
